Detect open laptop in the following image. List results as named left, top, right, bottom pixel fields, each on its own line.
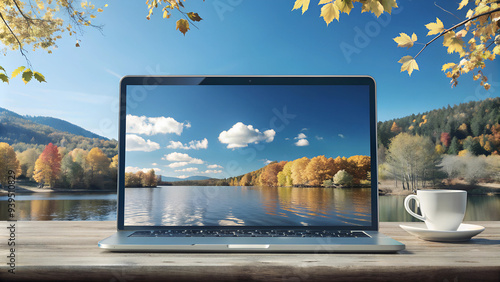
left=98, top=75, right=405, bottom=253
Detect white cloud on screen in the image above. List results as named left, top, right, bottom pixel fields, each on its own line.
left=163, top=152, right=203, bottom=169
left=218, top=122, right=275, bottom=149
left=207, top=164, right=223, bottom=169
left=294, top=132, right=309, bottom=147
left=200, top=170, right=223, bottom=174
left=167, top=138, right=208, bottom=150
left=125, top=166, right=162, bottom=174
left=126, top=114, right=189, bottom=135
left=126, top=134, right=160, bottom=152
left=295, top=139, right=309, bottom=146
left=338, top=134, right=345, bottom=138
left=167, top=162, right=189, bottom=168
left=175, top=167, right=198, bottom=172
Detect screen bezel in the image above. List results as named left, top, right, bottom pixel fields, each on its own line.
left=117, top=76, right=378, bottom=231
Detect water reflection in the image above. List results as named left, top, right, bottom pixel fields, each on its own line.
left=379, top=195, right=500, bottom=222
left=124, top=186, right=372, bottom=227
left=0, top=193, right=117, bottom=221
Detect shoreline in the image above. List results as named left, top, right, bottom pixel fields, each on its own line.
left=2, top=182, right=499, bottom=196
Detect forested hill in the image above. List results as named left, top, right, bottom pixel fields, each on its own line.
left=0, top=107, right=117, bottom=157
left=377, top=97, right=500, bottom=154
left=24, top=115, right=106, bottom=140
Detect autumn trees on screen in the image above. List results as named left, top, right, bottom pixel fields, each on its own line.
left=229, top=155, right=371, bottom=188
left=124, top=169, right=158, bottom=188
left=0, top=142, right=21, bottom=187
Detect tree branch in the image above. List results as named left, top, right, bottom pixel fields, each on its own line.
left=413, top=7, right=500, bottom=60
left=0, top=11, right=31, bottom=67
left=434, top=2, right=461, bottom=20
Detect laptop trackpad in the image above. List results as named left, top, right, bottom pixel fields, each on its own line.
left=227, top=244, right=270, bottom=249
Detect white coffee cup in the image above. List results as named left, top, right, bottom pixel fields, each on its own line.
left=404, top=190, right=467, bottom=231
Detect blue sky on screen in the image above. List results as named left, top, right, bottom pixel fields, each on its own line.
left=124, top=85, right=371, bottom=178
left=0, top=2, right=498, bottom=150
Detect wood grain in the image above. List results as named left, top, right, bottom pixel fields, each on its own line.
left=0, top=221, right=499, bottom=281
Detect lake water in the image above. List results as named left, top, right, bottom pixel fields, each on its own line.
left=1, top=186, right=499, bottom=223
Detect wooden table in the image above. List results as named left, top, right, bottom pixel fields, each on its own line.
left=1, top=221, right=499, bottom=281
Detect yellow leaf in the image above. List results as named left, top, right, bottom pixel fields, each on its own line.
left=393, top=33, right=416, bottom=49
left=493, top=45, right=500, bottom=55
left=334, top=0, right=353, bottom=15
left=97, top=8, right=103, bottom=12
left=293, top=0, right=310, bottom=14
left=398, top=56, right=419, bottom=76
left=458, top=0, right=468, bottom=10
left=11, top=66, right=25, bottom=78
left=443, top=31, right=465, bottom=55
left=318, top=0, right=332, bottom=4
left=455, top=29, right=467, bottom=38
left=176, top=19, right=190, bottom=35
left=163, top=10, right=170, bottom=18
left=90, top=14, right=96, bottom=19
left=441, top=63, right=456, bottom=71
left=379, top=0, right=398, bottom=14
left=361, top=0, right=384, bottom=17
left=466, top=9, right=474, bottom=19
left=425, top=18, right=444, bottom=36
left=321, top=3, right=339, bottom=25
left=105, top=4, right=108, bottom=7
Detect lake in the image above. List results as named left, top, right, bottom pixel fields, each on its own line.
left=1, top=186, right=499, bottom=223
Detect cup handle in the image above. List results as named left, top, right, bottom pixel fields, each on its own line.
left=404, top=195, right=426, bottom=221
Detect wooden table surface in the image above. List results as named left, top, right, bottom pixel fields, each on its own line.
left=0, top=221, right=499, bottom=281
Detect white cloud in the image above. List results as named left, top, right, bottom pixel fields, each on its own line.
left=315, top=136, right=324, bottom=140
left=207, top=164, right=223, bottom=169
left=218, top=122, right=275, bottom=149
left=301, top=128, right=308, bottom=131
left=295, top=139, right=310, bottom=147
left=177, top=175, right=189, bottom=179
left=152, top=163, right=158, bottom=166
left=175, top=167, right=198, bottom=172
left=125, top=166, right=162, bottom=174
left=293, top=132, right=309, bottom=147
left=200, top=170, right=223, bottom=174
left=126, top=114, right=189, bottom=136
left=338, top=134, right=345, bottom=139
left=163, top=152, right=203, bottom=164
left=295, top=133, right=307, bottom=139
left=126, top=134, right=160, bottom=152
left=262, top=159, right=273, bottom=165
left=167, top=138, right=208, bottom=150
left=167, top=162, right=189, bottom=168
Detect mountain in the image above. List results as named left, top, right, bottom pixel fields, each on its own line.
left=24, top=115, right=107, bottom=140
left=0, top=107, right=117, bottom=157
left=161, top=176, right=212, bottom=182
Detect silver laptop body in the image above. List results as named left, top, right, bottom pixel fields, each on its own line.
left=98, top=75, right=405, bottom=253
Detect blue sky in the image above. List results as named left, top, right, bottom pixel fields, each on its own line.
left=124, top=84, right=371, bottom=178
left=0, top=2, right=498, bottom=150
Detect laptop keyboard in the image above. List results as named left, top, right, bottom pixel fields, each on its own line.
left=129, top=229, right=370, bottom=238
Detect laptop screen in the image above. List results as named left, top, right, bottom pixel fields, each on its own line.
left=119, top=76, right=377, bottom=230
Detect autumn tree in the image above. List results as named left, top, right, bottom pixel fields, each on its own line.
left=347, top=155, right=371, bottom=183
left=440, top=132, right=452, bottom=148
left=33, top=143, right=61, bottom=187
left=259, top=161, right=287, bottom=187
left=277, top=161, right=293, bottom=187
left=142, top=169, right=157, bottom=187
left=17, top=147, right=41, bottom=179
left=86, top=147, right=110, bottom=178
left=390, top=122, right=402, bottom=133
left=291, top=157, right=310, bottom=186
left=124, top=172, right=141, bottom=187
left=333, top=170, right=353, bottom=187
left=60, top=152, right=84, bottom=188
left=385, top=133, right=439, bottom=190
left=304, top=155, right=333, bottom=187
left=239, top=173, right=252, bottom=186
left=0, top=142, right=21, bottom=187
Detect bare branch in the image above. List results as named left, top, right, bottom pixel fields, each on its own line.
left=434, top=2, right=461, bottom=21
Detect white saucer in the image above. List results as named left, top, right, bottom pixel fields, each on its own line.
left=399, top=223, right=485, bottom=242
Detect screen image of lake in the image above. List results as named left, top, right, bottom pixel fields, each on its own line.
left=124, top=186, right=372, bottom=227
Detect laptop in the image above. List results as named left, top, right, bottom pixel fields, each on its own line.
left=98, top=75, right=405, bottom=253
